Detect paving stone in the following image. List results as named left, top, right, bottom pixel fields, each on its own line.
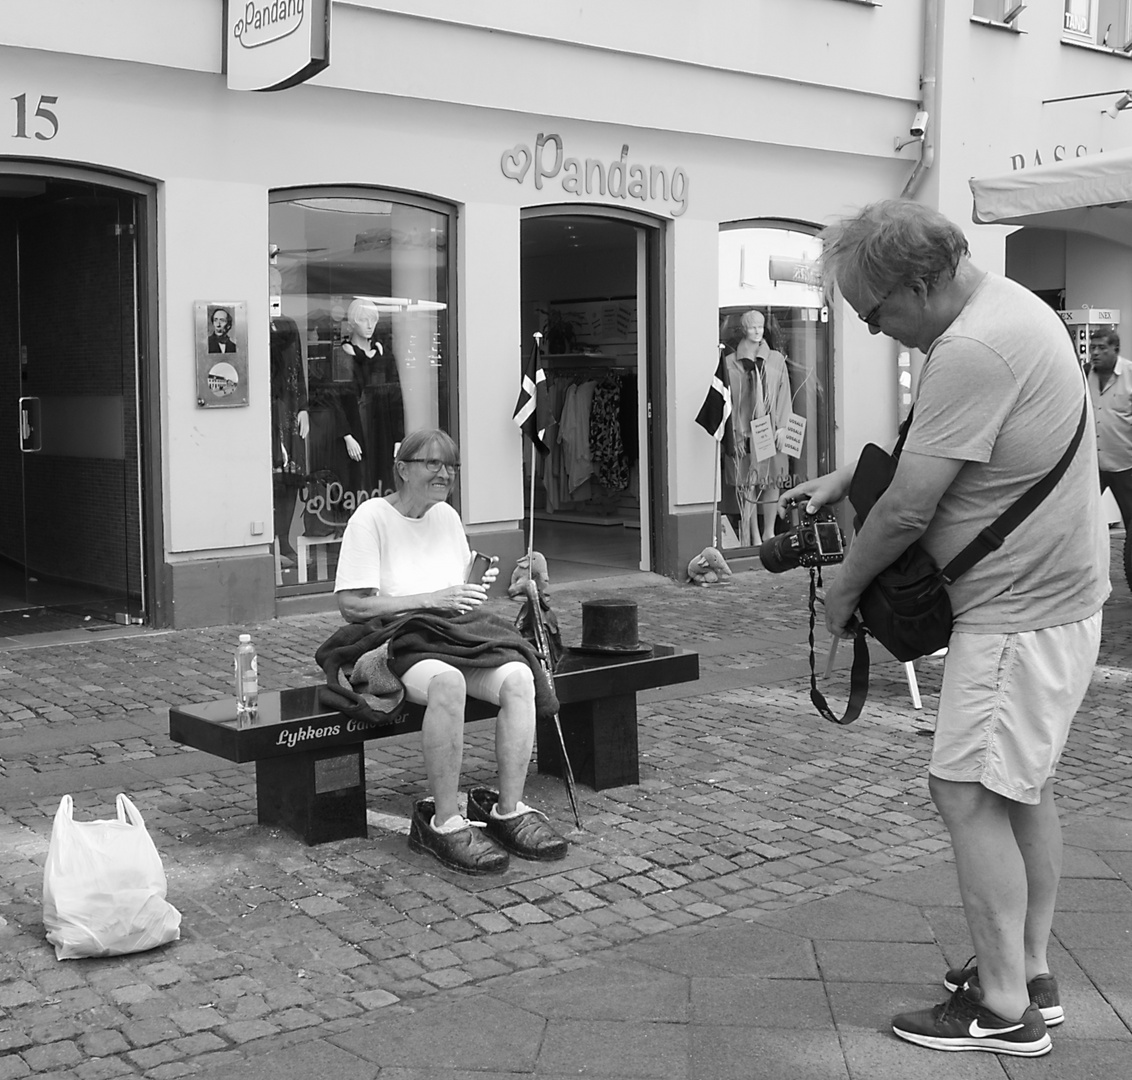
left=2, top=560, right=1132, bottom=1077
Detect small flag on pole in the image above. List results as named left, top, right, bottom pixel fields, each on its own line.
left=695, top=349, right=733, bottom=442
left=513, top=335, right=550, bottom=455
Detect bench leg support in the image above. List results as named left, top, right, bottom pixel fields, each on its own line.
left=537, top=694, right=640, bottom=791
left=256, top=747, right=369, bottom=845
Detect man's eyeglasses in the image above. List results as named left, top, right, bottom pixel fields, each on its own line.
left=859, top=286, right=895, bottom=328
left=405, top=458, right=460, bottom=474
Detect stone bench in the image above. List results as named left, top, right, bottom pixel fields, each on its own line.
left=168, top=646, right=698, bottom=845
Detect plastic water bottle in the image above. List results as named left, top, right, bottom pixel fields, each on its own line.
left=234, top=634, right=259, bottom=727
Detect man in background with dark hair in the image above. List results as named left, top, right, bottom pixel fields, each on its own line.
left=782, top=199, right=1108, bottom=1058
left=1089, top=328, right=1132, bottom=528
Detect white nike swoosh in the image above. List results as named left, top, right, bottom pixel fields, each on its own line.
left=969, top=1019, right=1024, bottom=1037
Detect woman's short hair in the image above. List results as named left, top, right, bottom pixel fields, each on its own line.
left=819, top=199, right=970, bottom=300
left=393, top=428, right=459, bottom=490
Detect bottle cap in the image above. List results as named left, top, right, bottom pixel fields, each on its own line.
left=239, top=634, right=251, bottom=642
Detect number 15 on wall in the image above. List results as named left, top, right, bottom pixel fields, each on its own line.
left=12, top=94, right=59, bottom=141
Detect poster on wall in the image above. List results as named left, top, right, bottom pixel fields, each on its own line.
left=194, top=301, right=249, bottom=408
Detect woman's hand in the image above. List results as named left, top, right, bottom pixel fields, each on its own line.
left=430, top=582, right=489, bottom=615
left=344, top=434, right=363, bottom=461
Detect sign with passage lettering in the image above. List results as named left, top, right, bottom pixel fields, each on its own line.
left=226, top=0, right=330, bottom=92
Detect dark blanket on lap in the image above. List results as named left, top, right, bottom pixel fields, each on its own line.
left=315, top=608, right=559, bottom=725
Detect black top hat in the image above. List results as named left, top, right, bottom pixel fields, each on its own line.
left=569, top=598, right=652, bottom=656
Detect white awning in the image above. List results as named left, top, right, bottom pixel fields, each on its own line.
left=969, top=149, right=1132, bottom=246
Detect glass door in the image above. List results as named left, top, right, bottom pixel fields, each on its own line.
left=1, top=177, right=143, bottom=624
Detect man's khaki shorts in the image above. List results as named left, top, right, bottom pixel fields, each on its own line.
left=929, top=610, right=1102, bottom=804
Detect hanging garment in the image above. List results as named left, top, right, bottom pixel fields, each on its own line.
left=559, top=380, right=596, bottom=493
left=590, top=377, right=630, bottom=490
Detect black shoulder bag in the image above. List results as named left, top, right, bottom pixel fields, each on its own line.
left=810, top=390, right=1088, bottom=726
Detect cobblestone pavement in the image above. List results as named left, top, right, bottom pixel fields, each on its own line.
left=1, top=540, right=1131, bottom=1078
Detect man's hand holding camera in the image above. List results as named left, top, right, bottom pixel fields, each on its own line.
left=776, top=469, right=861, bottom=639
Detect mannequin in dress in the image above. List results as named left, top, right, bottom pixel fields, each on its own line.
left=724, top=309, right=792, bottom=544
left=270, top=314, right=309, bottom=562
left=333, top=297, right=404, bottom=501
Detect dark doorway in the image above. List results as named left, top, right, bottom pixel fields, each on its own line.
left=520, top=212, right=660, bottom=584
left=0, top=176, right=144, bottom=629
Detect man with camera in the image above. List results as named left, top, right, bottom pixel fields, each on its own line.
left=782, top=200, right=1108, bottom=1058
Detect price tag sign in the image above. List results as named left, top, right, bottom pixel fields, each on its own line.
left=781, top=413, right=807, bottom=459
left=751, top=415, right=777, bottom=461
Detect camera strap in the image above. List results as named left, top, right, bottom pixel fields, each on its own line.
left=807, top=566, right=868, bottom=725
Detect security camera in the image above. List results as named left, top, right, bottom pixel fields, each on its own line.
left=910, top=111, right=929, bottom=138
left=1105, top=91, right=1132, bottom=118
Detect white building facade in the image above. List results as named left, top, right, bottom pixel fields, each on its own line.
left=2, top=1, right=1118, bottom=629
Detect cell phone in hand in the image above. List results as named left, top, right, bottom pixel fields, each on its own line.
left=467, top=551, right=495, bottom=584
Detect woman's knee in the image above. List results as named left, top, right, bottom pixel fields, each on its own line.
left=498, top=666, right=536, bottom=711
left=426, top=669, right=467, bottom=714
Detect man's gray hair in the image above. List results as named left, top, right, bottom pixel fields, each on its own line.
left=819, top=199, right=970, bottom=300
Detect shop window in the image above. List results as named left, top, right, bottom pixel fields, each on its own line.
left=714, top=223, right=832, bottom=552
left=268, top=190, right=452, bottom=590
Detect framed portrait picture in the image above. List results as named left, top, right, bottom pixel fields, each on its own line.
left=194, top=300, right=249, bottom=407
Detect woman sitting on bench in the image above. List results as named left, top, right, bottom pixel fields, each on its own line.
left=333, top=428, right=568, bottom=875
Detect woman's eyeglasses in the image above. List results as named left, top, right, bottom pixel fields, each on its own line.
left=405, top=458, right=460, bottom=474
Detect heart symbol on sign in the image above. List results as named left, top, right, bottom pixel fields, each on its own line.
left=501, top=145, right=532, bottom=184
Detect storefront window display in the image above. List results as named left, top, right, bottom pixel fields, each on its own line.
left=268, top=191, right=452, bottom=588
left=715, top=223, right=831, bottom=552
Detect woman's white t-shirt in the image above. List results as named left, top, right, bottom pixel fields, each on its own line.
left=334, top=497, right=470, bottom=599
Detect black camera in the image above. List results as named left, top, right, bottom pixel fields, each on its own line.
left=759, top=501, right=845, bottom=573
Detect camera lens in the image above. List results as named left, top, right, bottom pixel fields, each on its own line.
left=759, top=532, right=798, bottom=574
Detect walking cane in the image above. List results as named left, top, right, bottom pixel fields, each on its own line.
left=524, top=578, right=583, bottom=830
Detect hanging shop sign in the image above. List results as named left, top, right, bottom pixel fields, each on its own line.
left=768, top=257, right=821, bottom=288
left=501, top=133, right=689, bottom=217
left=226, top=0, right=330, bottom=92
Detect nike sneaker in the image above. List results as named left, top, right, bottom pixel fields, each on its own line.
left=892, top=984, right=1051, bottom=1056
left=944, top=956, right=1064, bottom=1026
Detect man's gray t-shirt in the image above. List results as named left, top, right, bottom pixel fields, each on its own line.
left=904, top=273, right=1109, bottom=633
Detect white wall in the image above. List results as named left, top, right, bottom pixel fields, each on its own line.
left=459, top=202, right=523, bottom=532
left=161, top=179, right=274, bottom=556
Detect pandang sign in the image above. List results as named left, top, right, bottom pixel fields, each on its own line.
left=502, top=134, right=689, bottom=217
left=226, top=0, right=330, bottom=92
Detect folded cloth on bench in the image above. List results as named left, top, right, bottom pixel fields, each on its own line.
left=315, top=609, right=559, bottom=724
left=348, top=642, right=406, bottom=715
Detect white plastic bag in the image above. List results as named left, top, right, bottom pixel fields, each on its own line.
left=42, top=794, right=182, bottom=960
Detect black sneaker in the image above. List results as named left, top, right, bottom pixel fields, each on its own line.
left=893, top=984, right=1051, bottom=1057
left=943, top=956, right=1064, bottom=1026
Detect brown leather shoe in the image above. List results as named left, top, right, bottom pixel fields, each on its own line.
left=408, top=799, right=509, bottom=875
left=467, top=787, right=569, bottom=861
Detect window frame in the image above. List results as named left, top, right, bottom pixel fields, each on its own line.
left=1062, top=0, right=1132, bottom=53
left=972, top=1, right=1027, bottom=31
left=267, top=184, right=459, bottom=596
